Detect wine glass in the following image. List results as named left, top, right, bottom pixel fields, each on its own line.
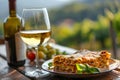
left=20, top=8, right=51, bottom=78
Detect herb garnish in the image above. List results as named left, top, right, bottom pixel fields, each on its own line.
left=48, top=62, right=53, bottom=69
left=76, top=64, right=100, bottom=74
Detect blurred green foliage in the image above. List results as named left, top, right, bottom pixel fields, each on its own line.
left=50, top=1, right=120, bottom=50
left=52, top=16, right=111, bottom=50
left=49, top=1, right=118, bottom=24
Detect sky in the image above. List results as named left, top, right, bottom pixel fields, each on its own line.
left=0, top=0, right=74, bottom=18
left=0, top=0, right=75, bottom=21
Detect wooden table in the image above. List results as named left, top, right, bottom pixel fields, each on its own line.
left=0, top=44, right=120, bottom=80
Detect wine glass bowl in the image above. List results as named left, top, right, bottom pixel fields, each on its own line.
left=20, top=8, right=51, bottom=78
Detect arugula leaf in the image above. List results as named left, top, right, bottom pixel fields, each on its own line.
left=48, top=62, right=53, bottom=69
left=76, top=64, right=100, bottom=74
left=76, top=64, right=87, bottom=74
left=88, top=67, right=100, bottom=73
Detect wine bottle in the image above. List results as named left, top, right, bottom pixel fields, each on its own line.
left=3, top=0, right=26, bottom=67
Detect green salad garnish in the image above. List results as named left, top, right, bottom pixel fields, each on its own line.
left=76, top=64, right=100, bottom=74
left=48, top=62, right=53, bottom=69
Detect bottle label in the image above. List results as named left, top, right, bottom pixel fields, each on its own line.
left=15, top=32, right=26, bottom=61
left=5, top=41, right=10, bottom=63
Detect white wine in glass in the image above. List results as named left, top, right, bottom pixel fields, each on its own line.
left=20, top=30, right=51, bottom=47
left=20, top=8, right=51, bottom=78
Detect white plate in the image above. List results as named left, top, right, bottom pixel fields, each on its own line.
left=41, top=59, right=120, bottom=78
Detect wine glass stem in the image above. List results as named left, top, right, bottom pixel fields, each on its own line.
left=35, top=47, right=39, bottom=68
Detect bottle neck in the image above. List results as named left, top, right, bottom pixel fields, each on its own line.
left=9, top=0, right=16, bottom=17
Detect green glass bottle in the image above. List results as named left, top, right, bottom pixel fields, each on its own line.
left=3, top=0, right=26, bottom=67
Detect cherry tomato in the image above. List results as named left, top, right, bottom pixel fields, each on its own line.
left=26, top=50, right=36, bottom=61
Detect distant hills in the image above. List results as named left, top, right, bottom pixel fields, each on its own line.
left=48, top=0, right=120, bottom=24
left=0, top=0, right=74, bottom=21
left=0, top=0, right=119, bottom=24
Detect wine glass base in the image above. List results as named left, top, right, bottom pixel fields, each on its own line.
left=25, top=69, right=50, bottom=78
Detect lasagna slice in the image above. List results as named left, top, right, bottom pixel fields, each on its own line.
left=53, top=50, right=111, bottom=73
